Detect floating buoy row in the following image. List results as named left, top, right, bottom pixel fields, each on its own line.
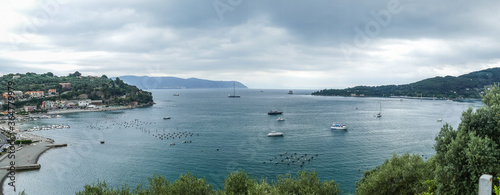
left=150, top=131, right=197, bottom=141
left=263, top=152, right=320, bottom=167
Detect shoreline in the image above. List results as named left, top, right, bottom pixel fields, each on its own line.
left=46, top=103, right=154, bottom=114
left=0, top=141, right=57, bottom=194
left=0, top=103, right=153, bottom=193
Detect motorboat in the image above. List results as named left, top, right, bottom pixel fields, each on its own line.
left=173, top=93, right=179, bottom=96
left=268, top=110, right=283, bottom=115
left=277, top=117, right=285, bottom=121
left=267, top=131, right=284, bottom=137
left=163, top=116, right=171, bottom=120
left=330, top=124, right=347, bottom=130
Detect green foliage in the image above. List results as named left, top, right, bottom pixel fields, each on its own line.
left=77, top=171, right=340, bottom=195
left=482, top=84, right=500, bottom=107
left=0, top=72, right=153, bottom=109
left=274, top=171, right=341, bottom=195
left=355, top=153, right=435, bottom=195
left=312, top=68, right=500, bottom=99
left=433, top=85, right=500, bottom=194
left=15, top=140, right=32, bottom=144
left=223, top=170, right=254, bottom=195
left=169, top=173, right=212, bottom=195
left=495, top=177, right=500, bottom=195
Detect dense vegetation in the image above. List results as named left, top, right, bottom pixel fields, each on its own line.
left=312, top=68, right=500, bottom=99
left=76, top=170, right=341, bottom=195
left=355, top=84, right=500, bottom=194
left=0, top=71, right=153, bottom=109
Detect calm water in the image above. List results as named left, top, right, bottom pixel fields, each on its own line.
left=4, top=89, right=482, bottom=194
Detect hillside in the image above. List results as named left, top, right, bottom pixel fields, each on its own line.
left=0, top=72, right=154, bottom=109
left=117, top=76, right=248, bottom=90
left=312, top=68, right=500, bottom=99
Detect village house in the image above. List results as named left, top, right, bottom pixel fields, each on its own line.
left=25, top=91, right=45, bottom=98
left=48, top=89, right=57, bottom=95
left=23, top=105, right=36, bottom=112
left=59, top=83, right=71, bottom=89
left=78, top=99, right=91, bottom=107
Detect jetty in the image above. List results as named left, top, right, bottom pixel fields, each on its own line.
left=0, top=164, right=41, bottom=170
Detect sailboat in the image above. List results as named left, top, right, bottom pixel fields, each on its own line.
left=376, top=101, right=382, bottom=117
left=228, top=82, right=240, bottom=98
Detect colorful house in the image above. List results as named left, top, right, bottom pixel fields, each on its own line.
left=48, top=89, right=57, bottom=94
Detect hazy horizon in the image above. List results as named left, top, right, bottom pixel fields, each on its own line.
left=1, top=0, right=499, bottom=89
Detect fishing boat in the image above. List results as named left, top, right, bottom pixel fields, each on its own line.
left=268, top=110, right=283, bottom=115
left=267, top=131, right=284, bottom=137
left=288, top=90, right=293, bottom=94
left=228, top=82, right=240, bottom=98
left=330, top=124, right=347, bottom=130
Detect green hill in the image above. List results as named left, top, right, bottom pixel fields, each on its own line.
left=0, top=72, right=154, bottom=109
left=312, top=68, right=500, bottom=99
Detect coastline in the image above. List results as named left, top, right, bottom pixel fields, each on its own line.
left=0, top=103, right=153, bottom=193
left=0, top=140, right=56, bottom=194
left=46, top=103, right=154, bottom=114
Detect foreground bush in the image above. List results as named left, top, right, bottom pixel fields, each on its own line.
left=76, top=170, right=341, bottom=195
left=355, top=153, right=435, bottom=195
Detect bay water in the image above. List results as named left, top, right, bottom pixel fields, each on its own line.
left=4, top=89, right=482, bottom=194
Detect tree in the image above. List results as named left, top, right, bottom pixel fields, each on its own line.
left=434, top=84, right=500, bottom=194
left=223, top=170, right=255, bottom=195
left=355, top=153, right=435, bottom=195
left=275, top=171, right=341, bottom=195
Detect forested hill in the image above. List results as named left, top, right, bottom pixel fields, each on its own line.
left=0, top=72, right=154, bottom=108
left=116, top=76, right=248, bottom=90
left=312, top=68, right=500, bottom=99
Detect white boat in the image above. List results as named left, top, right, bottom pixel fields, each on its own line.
left=330, top=124, right=347, bottom=130
left=277, top=117, right=285, bottom=121
left=267, top=131, right=284, bottom=137
left=437, top=118, right=442, bottom=122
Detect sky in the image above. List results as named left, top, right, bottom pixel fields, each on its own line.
left=0, top=0, right=499, bottom=89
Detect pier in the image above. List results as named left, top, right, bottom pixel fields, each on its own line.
left=0, top=164, right=41, bottom=170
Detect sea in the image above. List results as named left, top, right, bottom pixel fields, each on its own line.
left=3, top=89, right=483, bottom=195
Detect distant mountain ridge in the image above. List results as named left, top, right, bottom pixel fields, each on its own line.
left=115, top=76, right=248, bottom=90
left=312, top=68, right=500, bottom=99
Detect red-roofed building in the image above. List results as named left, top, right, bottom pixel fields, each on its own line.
left=59, top=83, right=71, bottom=89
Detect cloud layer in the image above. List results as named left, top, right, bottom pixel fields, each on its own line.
left=1, top=0, right=499, bottom=89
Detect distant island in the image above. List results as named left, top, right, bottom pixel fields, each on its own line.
left=312, top=68, right=500, bottom=99
left=119, top=76, right=248, bottom=89
left=116, top=76, right=248, bottom=90
left=0, top=71, right=154, bottom=113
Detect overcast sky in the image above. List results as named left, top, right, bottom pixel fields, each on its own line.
left=1, top=0, right=499, bottom=89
